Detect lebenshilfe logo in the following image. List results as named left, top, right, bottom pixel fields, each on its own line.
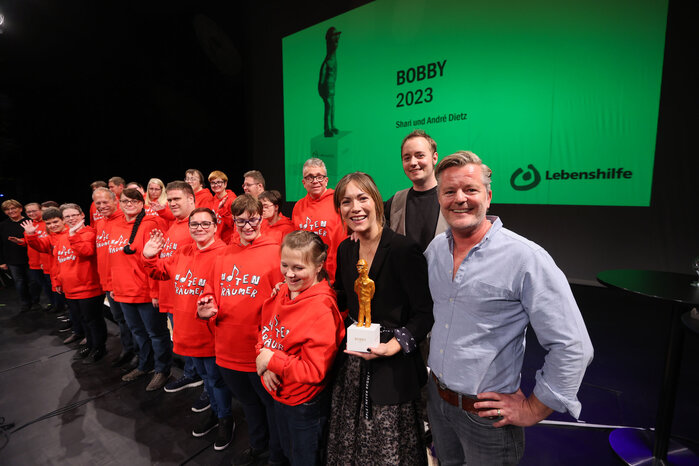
left=544, top=168, right=633, bottom=181
left=511, top=165, right=634, bottom=191
left=510, top=164, right=541, bottom=191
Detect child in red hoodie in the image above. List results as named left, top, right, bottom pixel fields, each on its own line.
left=197, top=194, right=286, bottom=466
left=255, top=230, right=345, bottom=466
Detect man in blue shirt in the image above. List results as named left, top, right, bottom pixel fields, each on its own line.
left=425, top=151, right=593, bottom=465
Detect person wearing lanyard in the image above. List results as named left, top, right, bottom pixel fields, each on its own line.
left=326, top=172, right=433, bottom=465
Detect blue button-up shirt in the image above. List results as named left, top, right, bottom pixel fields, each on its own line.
left=425, top=216, right=593, bottom=418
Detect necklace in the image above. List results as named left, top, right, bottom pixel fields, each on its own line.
left=359, top=230, right=381, bottom=269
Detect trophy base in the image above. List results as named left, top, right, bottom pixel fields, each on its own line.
left=346, top=323, right=381, bottom=353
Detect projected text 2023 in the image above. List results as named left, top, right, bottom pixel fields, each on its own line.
left=396, top=59, right=446, bottom=107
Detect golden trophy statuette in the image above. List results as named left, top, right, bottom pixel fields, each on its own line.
left=354, top=259, right=375, bottom=326
left=347, top=259, right=381, bottom=352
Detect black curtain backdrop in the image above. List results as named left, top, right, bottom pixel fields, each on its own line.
left=0, top=0, right=696, bottom=282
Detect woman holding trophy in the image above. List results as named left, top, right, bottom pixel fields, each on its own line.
left=326, top=172, right=434, bottom=465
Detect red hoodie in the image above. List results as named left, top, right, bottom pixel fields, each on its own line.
left=154, top=217, right=193, bottom=314
left=195, top=188, right=215, bottom=210
left=107, top=214, right=166, bottom=303
left=213, top=189, right=237, bottom=244
left=258, top=280, right=344, bottom=406
left=261, top=214, right=295, bottom=245
left=89, top=202, right=103, bottom=225
left=25, top=227, right=58, bottom=290
left=26, top=220, right=48, bottom=270
left=201, top=235, right=284, bottom=372
left=291, top=189, right=346, bottom=281
left=144, top=203, right=174, bottom=224
left=143, top=239, right=226, bottom=357
left=94, top=208, right=125, bottom=291
left=28, top=227, right=60, bottom=289
left=25, top=226, right=103, bottom=299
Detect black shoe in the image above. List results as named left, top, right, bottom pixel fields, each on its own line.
left=164, top=375, right=203, bottom=393
left=58, top=320, right=72, bottom=332
left=111, top=350, right=135, bottom=367
left=214, top=416, right=235, bottom=451
left=192, top=412, right=218, bottom=437
left=191, top=390, right=211, bottom=412
left=43, top=303, right=54, bottom=312
left=72, top=345, right=91, bottom=361
left=232, top=446, right=270, bottom=466
left=82, top=347, right=106, bottom=364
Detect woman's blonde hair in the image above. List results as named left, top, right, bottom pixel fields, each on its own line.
left=145, top=178, right=167, bottom=205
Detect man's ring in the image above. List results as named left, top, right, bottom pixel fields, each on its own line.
left=497, top=409, right=501, bottom=416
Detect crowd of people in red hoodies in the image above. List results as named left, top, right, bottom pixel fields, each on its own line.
left=1, top=160, right=435, bottom=466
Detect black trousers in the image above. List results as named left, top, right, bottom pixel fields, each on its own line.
left=66, top=294, right=107, bottom=350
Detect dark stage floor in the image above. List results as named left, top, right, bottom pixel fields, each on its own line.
left=1, top=283, right=697, bottom=465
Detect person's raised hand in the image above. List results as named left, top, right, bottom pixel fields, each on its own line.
left=69, top=219, right=85, bottom=236
left=20, top=220, right=37, bottom=235
left=142, top=229, right=165, bottom=259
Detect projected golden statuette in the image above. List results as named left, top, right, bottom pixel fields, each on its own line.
left=347, top=259, right=381, bottom=352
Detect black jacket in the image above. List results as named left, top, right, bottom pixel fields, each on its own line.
left=334, top=227, right=434, bottom=404
left=0, top=217, right=30, bottom=266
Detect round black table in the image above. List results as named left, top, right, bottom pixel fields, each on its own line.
left=597, top=269, right=699, bottom=466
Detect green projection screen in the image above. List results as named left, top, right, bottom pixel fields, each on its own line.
left=282, top=0, right=668, bottom=206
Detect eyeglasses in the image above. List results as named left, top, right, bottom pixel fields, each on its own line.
left=185, top=177, right=200, bottom=183
left=304, top=175, right=327, bottom=183
left=189, top=221, right=215, bottom=230
left=120, top=199, right=142, bottom=205
left=233, top=217, right=262, bottom=228
left=210, top=180, right=226, bottom=186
